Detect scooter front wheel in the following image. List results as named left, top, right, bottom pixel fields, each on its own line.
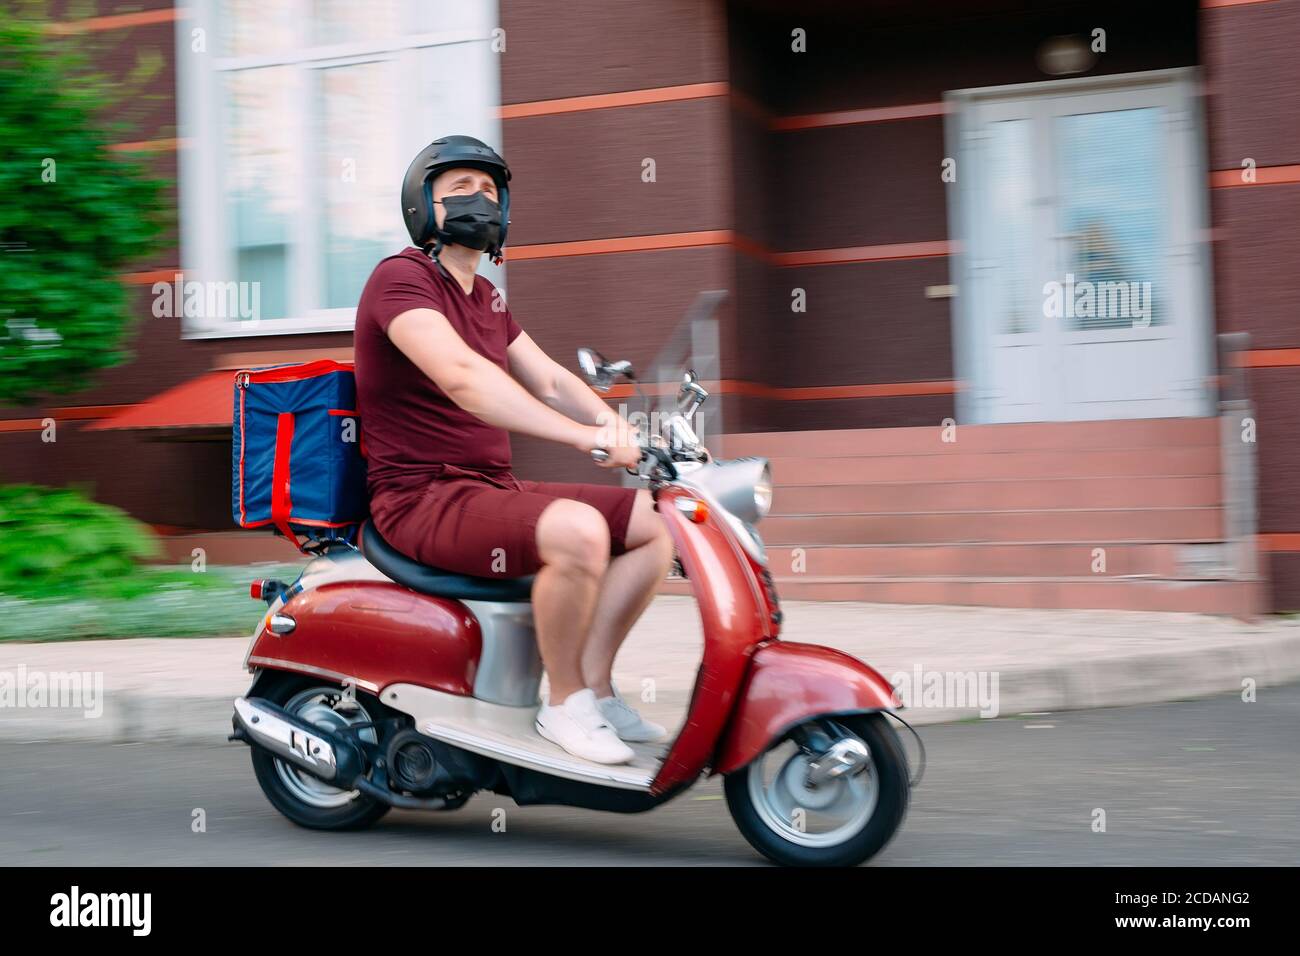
left=723, top=712, right=909, bottom=867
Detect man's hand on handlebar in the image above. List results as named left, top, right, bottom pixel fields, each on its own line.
left=582, top=414, right=641, bottom=470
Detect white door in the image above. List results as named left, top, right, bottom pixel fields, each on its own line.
left=949, top=69, right=1214, bottom=423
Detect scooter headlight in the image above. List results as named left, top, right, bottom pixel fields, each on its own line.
left=753, top=462, right=773, bottom=519
left=754, top=463, right=769, bottom=520
left=687, top=456, right=772, bottom=525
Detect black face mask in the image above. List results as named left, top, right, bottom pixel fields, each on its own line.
left=435, top=192, right=503, bottom=251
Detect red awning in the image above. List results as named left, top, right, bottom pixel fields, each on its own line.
left=85, top=370, right=234, bottom=431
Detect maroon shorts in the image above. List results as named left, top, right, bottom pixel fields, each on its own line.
left=368, top=464, right=637, bottom=579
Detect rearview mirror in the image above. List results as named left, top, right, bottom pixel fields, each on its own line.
left=577, top=347, right=605, bottom=386
left=577, top=347, right=634, bottom=391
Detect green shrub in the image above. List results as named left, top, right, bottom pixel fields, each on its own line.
left=0, top=483, right=308, bottom=639
left=0, top=17, right=168, bottom=405
left=0, top=484, right=162, bottom=598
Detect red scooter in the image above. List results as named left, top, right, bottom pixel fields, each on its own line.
left=231, top=348, right=916, bottom=866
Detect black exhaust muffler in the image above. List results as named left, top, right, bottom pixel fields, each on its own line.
left=230, top=696, right=365, bottom=787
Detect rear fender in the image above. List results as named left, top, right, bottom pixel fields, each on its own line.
left=245, top=580, right=481, bottom=697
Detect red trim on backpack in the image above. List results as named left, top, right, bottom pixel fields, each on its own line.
left=240, top=359, right=354, bottom=384
left=238, top=384, right=248, bottom=526
left=270, top=412, right=306, bottom=552
left=238, top=516, right=359, bottom=530
left=286, top=516, right=357, bottom=528
left=328, top=408, right=364, bottom=459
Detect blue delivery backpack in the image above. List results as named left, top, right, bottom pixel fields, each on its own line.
left=232, top=360, right=368, bottom=551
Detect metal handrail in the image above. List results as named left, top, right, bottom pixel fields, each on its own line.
left=1215, top=332, right=1258, bottom=584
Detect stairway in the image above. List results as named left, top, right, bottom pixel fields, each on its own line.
left=701, top=418, right=1261, bottom=615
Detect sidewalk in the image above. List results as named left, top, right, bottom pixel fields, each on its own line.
left=3, top=596, right=1299, bottom=742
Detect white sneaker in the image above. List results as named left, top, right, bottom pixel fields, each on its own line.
left=535, top=689, right=635, bottom=765
left=596, top=686, right=669, bottom=743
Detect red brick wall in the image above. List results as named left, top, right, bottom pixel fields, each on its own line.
left=1203, top=0, right=1300, bottom=608
left=499, top=0, right=733, bottom=481
left=723, top=0, right=1198, bottom=433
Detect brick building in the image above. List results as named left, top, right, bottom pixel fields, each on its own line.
left=3, top=0, right=1298, bottom=613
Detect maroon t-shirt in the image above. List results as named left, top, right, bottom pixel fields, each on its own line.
left=354, top=247, right=522, bottom=492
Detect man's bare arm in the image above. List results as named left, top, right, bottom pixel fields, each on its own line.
left=387, top=308, right=600, bottom=453
left=507, top=330, right=615, bottom=427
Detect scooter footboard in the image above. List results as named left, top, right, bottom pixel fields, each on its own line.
left=712, top=642, right=901, bottom=775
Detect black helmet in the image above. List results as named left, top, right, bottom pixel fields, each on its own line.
left=401, top=135, right=512, bottom=259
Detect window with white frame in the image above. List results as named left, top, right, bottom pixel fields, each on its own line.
left=178, top=0, right=503, bottom=337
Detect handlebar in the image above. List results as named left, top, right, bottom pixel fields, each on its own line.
left=589, top=446, right=678, bottom=479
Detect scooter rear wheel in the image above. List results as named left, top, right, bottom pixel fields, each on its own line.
left=723, top=712, right=909, bottom=867
left=249, top=674, right=391, bottom=831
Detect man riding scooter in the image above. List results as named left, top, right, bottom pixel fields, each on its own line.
left=354, top=135, right=672, bottom=766
left=235, top=138, right=912, bottom=863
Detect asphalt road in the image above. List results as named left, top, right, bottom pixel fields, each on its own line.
left=2, top=684, right=1297, bottom=866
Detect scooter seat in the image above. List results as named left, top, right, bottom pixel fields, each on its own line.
left=358, top=521, right=534, bottom=602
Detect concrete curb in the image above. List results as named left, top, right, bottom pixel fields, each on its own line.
left=3, top=628, right=1299, bottom=743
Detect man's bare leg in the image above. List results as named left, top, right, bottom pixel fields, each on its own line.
left=532, top=499, right=610, bottom=703
left=582, top=490, right=674, bottom=697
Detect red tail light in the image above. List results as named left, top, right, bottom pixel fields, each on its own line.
left=250, top=579, right=287, bottom=604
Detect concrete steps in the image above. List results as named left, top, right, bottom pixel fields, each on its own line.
left=713, top=417, right=1256, bottom=615
left=773, top=475, right=1222, bottom=513
left=723, top=417, right=1220, bottom=457
left=762, top=542, right=1185, bottom=578
left=765, top=447, right=1219, bottom=484
left=661, top=576, right=1259, bottom=615
left=761, top=509, right=1223, bottom=545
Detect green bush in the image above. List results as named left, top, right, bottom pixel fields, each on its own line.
left=0, top=13, right=221, bottom=639
left=0, top=484, right=163, bottom=598
left=0, top=484, right=308, bottom=640
left=0, top=17, right=168, bottom=405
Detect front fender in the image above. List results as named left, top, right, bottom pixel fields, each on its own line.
left=712, top=641, right=901, bottom=775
